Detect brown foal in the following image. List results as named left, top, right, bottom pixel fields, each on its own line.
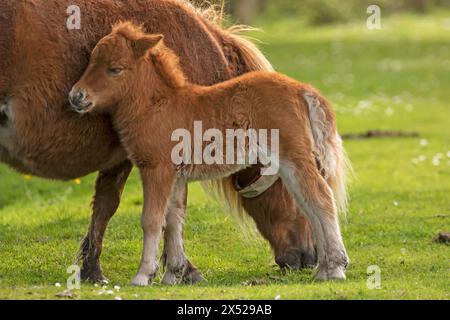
left=70, top=22, right=350, bottom=286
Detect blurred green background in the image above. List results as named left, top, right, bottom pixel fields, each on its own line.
left=204, top=0, right=450, bottom=25
left=0, top=1, right=449, bottom=299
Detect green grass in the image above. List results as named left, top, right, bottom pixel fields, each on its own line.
left=0, top=12, right=449, bottom=300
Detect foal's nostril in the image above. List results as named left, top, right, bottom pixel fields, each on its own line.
left=76, top=91, right=86, bottom=102
left=69, top=90, right=87, bottom=106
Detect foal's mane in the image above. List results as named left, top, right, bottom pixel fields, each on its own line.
left=113, top=22, right=187, bottom=89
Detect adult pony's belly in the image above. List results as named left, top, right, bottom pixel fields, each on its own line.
left=0, top=137, right=127, bottom=181
left=1, top=103, right=127, bottom=180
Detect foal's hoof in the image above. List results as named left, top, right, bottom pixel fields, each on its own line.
left=161, top=269, right=207, bottom=285
left=131, top=273, right=152, bottom=286
left=183, top=268, right=207, bottom=284
left=161, top=267, right=207, bottom=285
left=161, top=271, right=180, bottom=285
left=314, top=266, right=346, bottom=281
left=161, top=260, right=207, bottom=285
left=276, top=248, right=317, bottom=270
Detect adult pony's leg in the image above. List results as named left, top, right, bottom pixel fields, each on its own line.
left=79, top=160, right=133, bottom=282
left=0, top=145, right=11, bottom=166
left=161, top=184, right=206, bottom=285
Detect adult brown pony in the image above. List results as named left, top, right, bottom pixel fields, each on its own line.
left=0, top=0, right=319, bottom=282
left=70, top=22, right=350, bottom=284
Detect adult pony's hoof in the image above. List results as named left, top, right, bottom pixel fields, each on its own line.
left=81, top=264, right=108, bottom=283
left=276, top=248, right=317, bottom=270
left=314, top=266, right=346, bottom=281
left=131, top=273, right=153, bottom=286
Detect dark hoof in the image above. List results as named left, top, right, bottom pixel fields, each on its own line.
left=182, top=262, right=207, bottom=284
left=183, top=269, right=207, bottom=284
left=81, top=264, right=108, bottom=283
left=161, top=259, right=207, bottom=285
left=276, top=248, right=317, bottom=270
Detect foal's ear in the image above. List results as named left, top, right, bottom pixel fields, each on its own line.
left=132, top=34, right=164, bottom=58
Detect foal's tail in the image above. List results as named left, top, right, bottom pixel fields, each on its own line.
left=303, top=90, right=352, bottom=215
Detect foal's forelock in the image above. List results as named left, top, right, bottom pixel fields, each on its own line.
left=104, top=22, right=187, bottom=89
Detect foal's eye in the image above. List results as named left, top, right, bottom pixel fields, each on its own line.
left=108, top=67, right=124, bottom=76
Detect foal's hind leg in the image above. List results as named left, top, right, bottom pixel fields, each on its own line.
left=161, top=183, right=206, bottom=285
left=279, top=156, right=349, bottom=281
left=131, top=166, right=177, bottom=286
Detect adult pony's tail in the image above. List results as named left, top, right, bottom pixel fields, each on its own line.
left=188, top=0, right=273, bottom=72
left=303, top=91, right=353, bottom=215
left=225, top=25, right=274, bottom=73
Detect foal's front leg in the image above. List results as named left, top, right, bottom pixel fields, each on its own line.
left=131, top=166, right=177, bottom=286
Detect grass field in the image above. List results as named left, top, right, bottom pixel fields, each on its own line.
left=0, top=12, right=449, bottom=300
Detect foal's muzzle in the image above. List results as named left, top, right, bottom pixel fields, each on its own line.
left=69, top=89, right=93, bottom=114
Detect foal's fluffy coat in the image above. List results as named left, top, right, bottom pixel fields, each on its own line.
left=70, top=22, right=350, bottom=285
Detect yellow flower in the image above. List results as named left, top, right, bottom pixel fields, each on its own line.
left=23, top=175, right=32, bottom=181
left=73, top=178, right=81, bottom=185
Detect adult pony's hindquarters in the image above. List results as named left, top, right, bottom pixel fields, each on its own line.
left=70, top=23, right=351, bottom=284
left=0, top=0, right=319, bottom=282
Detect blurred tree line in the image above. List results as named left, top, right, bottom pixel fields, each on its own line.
left=193, top=0, right=450, bottom=24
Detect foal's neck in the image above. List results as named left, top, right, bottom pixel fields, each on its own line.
left=141, top=51, right=193, bottom=102
left=112, top=52, right=200, bottom=130
left=113, top=66, right=186, bottom=120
